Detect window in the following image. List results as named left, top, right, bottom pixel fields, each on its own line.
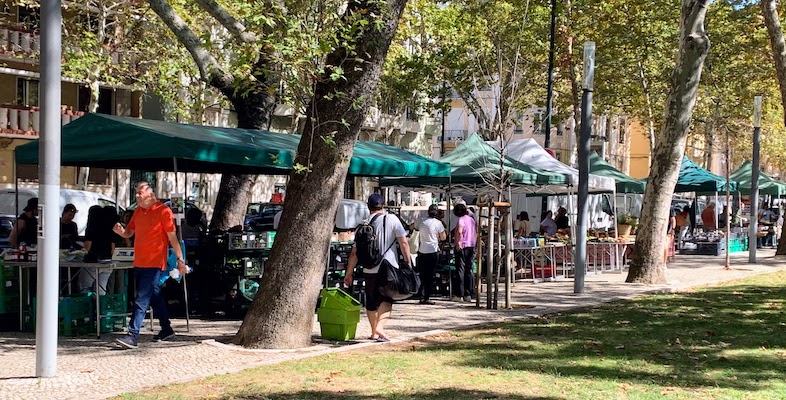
left=532, top=112, right=544, bottom=134
left=16, top=78, right=39, bottom=107
left=17, top=5, right=40, bottom=29
left=87, top=168, right=110, bottom=185
left=619, top=118, right=626, bottom=144
left=78, top=86, right=115, bottom=114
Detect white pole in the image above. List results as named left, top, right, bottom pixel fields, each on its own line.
left=36, top=0, right=62, bottom=378
left=612, top=189, right=619, bottom=237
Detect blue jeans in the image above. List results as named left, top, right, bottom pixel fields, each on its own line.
left=128, top=267, right=170, bottom=337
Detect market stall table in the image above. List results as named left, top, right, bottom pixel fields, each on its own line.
left=6, top=260, right=134, bottom=337
left=512, top=239, right=569, bottom=283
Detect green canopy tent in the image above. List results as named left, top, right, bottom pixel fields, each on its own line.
left=380, top=133, right=570, bottom=194
left=14, top=113, right=451, bottom=178
left=674, top=156, right=737, bottom=193
left=730, top=161, right=786, bottom=196
left=589, top=152, right=645, bottom=194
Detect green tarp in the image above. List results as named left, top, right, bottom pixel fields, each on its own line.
left=730, top=161, right=786, bottom=196
left=14, top=113, right=451, bottom=178
left=589, top=152, right=645, bottom=193
left=675, top=156, right=737, bottom=193
left=380, top=133, right=569, bottom=191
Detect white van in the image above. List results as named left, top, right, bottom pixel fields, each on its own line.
left=0, top=188, right=121, bottom=236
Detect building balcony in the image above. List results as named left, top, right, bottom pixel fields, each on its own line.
left=0, top=104, right=85, bottom=137
left=0, top=24, right=39, bottom=56
left=0, top=24, right=135, bottom=67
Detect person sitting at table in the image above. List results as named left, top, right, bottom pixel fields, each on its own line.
left=540, top=211, right=558, bottom=236
left=59, top=203, right=79, bottom=250
left=77, top=205, right=114, bottom=295
left=516, top=211, right=531, bottom=238
left=555, top=207, right=569, bottom=230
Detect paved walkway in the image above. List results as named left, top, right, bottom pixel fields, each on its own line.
left=1, top=249, right=784, bottom=400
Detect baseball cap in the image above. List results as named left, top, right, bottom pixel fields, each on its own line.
left=23, top=197, right=38, bottom=212
left=428, top=204, right=440, bottom=213
left=63, top=203, right=78, bottom=214
left=367, top=194, right=385, bottom=209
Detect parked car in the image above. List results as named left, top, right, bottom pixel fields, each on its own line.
left=0, top=188, right=122, bottom=236
left=244, top=202, right=283, bottom=231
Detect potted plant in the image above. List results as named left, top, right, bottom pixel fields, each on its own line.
left=616, top=213, right=638, bottom=236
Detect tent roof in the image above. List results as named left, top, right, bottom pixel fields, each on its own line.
left=14, top=114, right=450, bottom=178
left=675, top=156, right=737, bottom=193
left=380, top=134, right=569, bottom=192
left=589, top=152, right=645, bottom=193
left=730, top=161, right=786, bottom=196
left=488, top=138, right=616, bottom=193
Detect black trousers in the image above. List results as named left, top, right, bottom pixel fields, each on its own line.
left=453, top=248, right=476, bottom=298
left=416, top=252, right=438, bottom=301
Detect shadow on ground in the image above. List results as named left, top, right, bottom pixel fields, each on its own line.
left=415, top=279, right=786, bottom=393
left=221, top=388, right=561, bottom=400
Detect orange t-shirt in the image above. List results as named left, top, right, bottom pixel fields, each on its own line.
left=128, top=201, right=175, bottom=269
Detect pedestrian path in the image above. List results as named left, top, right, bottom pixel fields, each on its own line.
left=1, top=250, right=783, bottom=400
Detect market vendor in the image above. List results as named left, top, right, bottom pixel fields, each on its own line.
left=555, top=207, right=569, bottom=230
left=540, top=211, right=558, bottom=236
left=701, top=202, right=717, bottom=230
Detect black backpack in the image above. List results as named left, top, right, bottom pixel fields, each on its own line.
left=355, top=213, right=385, bottom=267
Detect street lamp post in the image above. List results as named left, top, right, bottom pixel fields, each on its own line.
left=575, top=42, right=595, bottom=294
left=749, top=96, right=762, bottom=263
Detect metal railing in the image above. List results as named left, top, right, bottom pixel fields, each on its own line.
left=0, top=104, right=84, bottom=136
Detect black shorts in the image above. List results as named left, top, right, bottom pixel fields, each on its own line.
left=363, top=272, right=393, bottom=312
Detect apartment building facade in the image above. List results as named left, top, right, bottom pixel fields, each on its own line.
left=0, top=2, right=141, bottom=198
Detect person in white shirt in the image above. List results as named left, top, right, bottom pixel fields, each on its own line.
left=416, top=205, right=447, bottom=305
left=540, top=210, right=558, bottom=236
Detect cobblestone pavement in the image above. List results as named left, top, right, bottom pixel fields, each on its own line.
left=1, top=249, right=784, bottom=400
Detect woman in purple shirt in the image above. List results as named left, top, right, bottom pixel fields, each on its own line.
left=452, top=203, right=476, bottom=302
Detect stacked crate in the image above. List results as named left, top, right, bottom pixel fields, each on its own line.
left=26, top=293, right=94, bottom=336
left=98, top=293, right=127, bottom=333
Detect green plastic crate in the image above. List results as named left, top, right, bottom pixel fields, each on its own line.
left=26, top=293, right=95, bottom=336
left=317, top=307, right=361, bottom=325
left=0, top=294, right=19, bottom=313
left=99, top=293, right=127, bottom=315
left=99, top=315, right=127, bottom=333
left=319, top=322, right=358, bottom=341
left=319, top=288, right=362, bottom=311
left=0, top=265, right=20, bottom=299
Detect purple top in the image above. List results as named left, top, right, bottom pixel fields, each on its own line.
left=457, top=215, right=477, bottom=248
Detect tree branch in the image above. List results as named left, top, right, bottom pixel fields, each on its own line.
left=761, top=0, right=786, bottom=126
left=146, top=0, right=234, bottom=89
left=193, top=0, right=258, bottom=44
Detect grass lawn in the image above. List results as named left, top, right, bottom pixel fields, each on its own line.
left=120, top=272, right=786, bottom=400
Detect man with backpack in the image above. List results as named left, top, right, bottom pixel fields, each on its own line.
left=344, top=194, right=412, bottom=342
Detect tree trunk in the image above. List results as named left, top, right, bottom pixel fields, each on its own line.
left=762, top=0, right=786, bottom=127
left=760, top=0, right=786, bottom=255
left=233, top=0, right=408, bottom=349
left=627, top=0, right=710, bottom=284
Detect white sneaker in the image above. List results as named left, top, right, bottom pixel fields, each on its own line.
left=463, top=296, right=472, bottom=302
left=450, top=296, right=462, bottom=302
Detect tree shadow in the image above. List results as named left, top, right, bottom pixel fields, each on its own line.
left=417, top=282, right=786, bottom=392
left=221, top=388, right=562, bottom=400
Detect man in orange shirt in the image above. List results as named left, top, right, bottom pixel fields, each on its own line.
left=113, top=182, right=187, bottom=349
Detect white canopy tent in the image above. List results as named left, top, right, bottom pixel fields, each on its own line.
left=487, top=139, right=616, bottom=193
left=488, top=138, right=618, bottom=234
